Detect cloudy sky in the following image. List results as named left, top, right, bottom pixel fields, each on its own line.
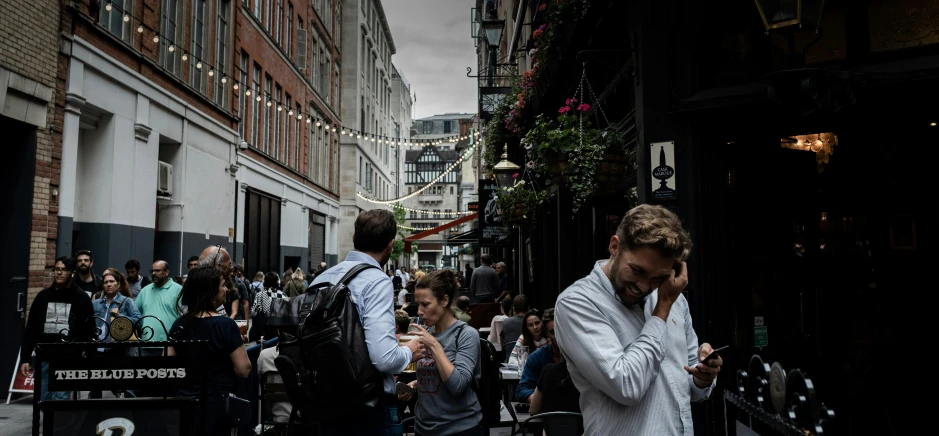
left=383, top=0, right=479, bottom=120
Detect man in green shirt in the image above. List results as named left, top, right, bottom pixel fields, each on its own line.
left=135, top=260, right=182, bottom=356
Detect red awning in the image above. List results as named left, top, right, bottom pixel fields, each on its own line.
left=404, top=213, right=478, bottom=253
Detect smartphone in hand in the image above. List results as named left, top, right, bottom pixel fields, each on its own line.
left=701, top=345, right=729, bottom=365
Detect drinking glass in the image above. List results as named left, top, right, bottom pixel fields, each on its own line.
left=517, top=346, right=529, bottom=377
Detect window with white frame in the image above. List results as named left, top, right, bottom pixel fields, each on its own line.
left=160, top=0, right=180, bottom=75
left=238, top=52, right=247, bottom=137
left=333, top=66, right=340, bottom=109
left=265, top=0, right=272, bottom=32
left=285, top=93, right=292, bottom=165
left=295, top=103, right=301, bottom=171
left=309, top=106, right=318, bottom=180
left=264, top=76, right=272, bottom=153
left=100, top=0, right=133, bottom=43
left=286, top=3, right=293, bottom=56
left=274, top=84, right=282, bottom=160
left=214, top=0, right=230, bottom=108
left=365, top=163, right=372, bottom=191
left=253, top=0, right=261, bottom=19
left=276, top=0, right=283, bottom=43
left=322, top=128, right=330, bottom=187
left=310, top=34, right=318, bottom=90
left=320, top=53, right=329, bottom=103
left=252, top=64, right=261, bottom=146
left=191, top=0, right=207, bottom=92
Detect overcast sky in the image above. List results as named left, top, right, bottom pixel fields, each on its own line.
left=383, top=0, right=479, bottom=121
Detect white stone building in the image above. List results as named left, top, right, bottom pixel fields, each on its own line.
left=338, top=0, right=397, bottom=261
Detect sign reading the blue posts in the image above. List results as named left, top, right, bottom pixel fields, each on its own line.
left=651, top=141, right=677, bottom=200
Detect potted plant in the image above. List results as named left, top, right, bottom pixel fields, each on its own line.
left=494, top=179, right=549, bottom=229
left=523, top=98, right=629, bottom=213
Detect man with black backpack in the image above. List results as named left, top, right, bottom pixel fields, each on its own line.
left=308, top=209, right=425, bottom=435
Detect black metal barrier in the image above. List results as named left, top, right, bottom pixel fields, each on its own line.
left=31, top=315, right=209, bottom=436
left=724, top=354, right=836, bottom=436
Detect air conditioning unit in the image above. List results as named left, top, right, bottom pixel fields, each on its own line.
left=157, top=161, right=173, bottom=197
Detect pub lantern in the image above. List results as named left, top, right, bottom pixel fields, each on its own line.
left=753, top=0, right=825, bottom=33
left=492, top=144, right=520, bottom=189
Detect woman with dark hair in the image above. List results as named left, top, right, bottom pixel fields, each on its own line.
left=507, top=308, right=549, bottom=366
left=398, top=270, right=483, bottom=436
left=91, top=269, right=141, bottom=341
left=168, top=266, right=251, bottom=435
left=90, top=268, right=142, bottom=398
left=249, top=272, right=286, bottom=341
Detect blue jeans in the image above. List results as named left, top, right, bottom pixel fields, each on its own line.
left=40, top=362, right=71, bottom=401
left=318, top=404, right=403, bottom=436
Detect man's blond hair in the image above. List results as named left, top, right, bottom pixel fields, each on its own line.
left=616, top=204, right=692, bottom=261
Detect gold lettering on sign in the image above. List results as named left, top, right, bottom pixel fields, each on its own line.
left=869, top=0, right=939, bottom=52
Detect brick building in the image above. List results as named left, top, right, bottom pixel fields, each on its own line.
left=0, top=0, right=62, bottom=393
left=1, top=0, right=348, bottom=392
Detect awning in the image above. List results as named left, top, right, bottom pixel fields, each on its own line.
left=404, top=213, right=478, bottom=253
left=447, top=228, right=478, bottom=245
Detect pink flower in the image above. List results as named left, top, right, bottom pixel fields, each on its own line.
left=532, top=28, right=544, bottom=39
left=538, top=3, right=546, bottom=11
left=512, top=173, right=519, bottom=179
left=577, top=103, right=591, bottom=112
left=558, top=106, right=571, bottom=114
left=565, top=98, right=572, bottom=106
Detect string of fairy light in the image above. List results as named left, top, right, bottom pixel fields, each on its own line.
left=91, top=3, right=479, bottom=147
left=357, top=142, right=479, bottom=205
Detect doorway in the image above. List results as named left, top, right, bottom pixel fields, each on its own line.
left=0, top=117, right=37, bottom=396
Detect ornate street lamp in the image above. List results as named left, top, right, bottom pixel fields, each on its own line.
left=754, top=0, right=825, bottom=33
left=492, top=144, right=520, bottom=189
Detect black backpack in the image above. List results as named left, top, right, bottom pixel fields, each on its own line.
left=274, top=263, right=382, bottom=425
left=476, top=337, right=503, bottom=427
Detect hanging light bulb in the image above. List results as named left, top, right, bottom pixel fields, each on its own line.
left=196, top=61, right=202, bottom=69
left=233, top=83, right=239, bottom=90
left=306, top=117, right=311, bottom=123
left=171, top=45, right=178, bottom=53
left=137, top=24, right=143, bottom=33
left=332, top=126, right=336, bottom=132
left=288, top=109, right=293, bottom=115
left=208, top=69, right=214, bottom=77
left=106, top=3, right=112, bottom=11
left=221, top=77, right=226, bottom=84
left=277, top=105, right=282, bottom=112
left=255, top=95, right=261, bottom=102
left=153, top=35, right=160, bottom=43
left=356, top=134, right=361, bottom=139
left=124, top=14, right=130, bottom=22
left=298, top=114, right=303, bottom=120
left=341, top=129, right=346, bottom=135
left=316, top=121, right=321, bottom=127
left=267, top=100, right=272, bottom=107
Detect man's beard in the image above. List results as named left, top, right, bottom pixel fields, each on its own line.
left=78, top=265, right=89, bottom=273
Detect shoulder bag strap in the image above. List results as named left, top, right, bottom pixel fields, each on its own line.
left=454, top=323, right=480, bottom=394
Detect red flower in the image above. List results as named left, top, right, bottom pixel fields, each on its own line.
left=512, top=173, right=519, bottom=179
left=538, top=3, right=546, bottom=11
left=533, top=28, right=544, bottom=39
left=577, top=103, right=591, bottom=112
left=558, top=106, right=571, bottom=114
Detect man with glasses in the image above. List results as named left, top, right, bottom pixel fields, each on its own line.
left=19, top=256, right=95, bottom=400
left=135, top=260, right=182, bottom=357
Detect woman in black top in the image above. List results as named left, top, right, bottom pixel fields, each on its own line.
left=168, top=266, right=251, bottom=435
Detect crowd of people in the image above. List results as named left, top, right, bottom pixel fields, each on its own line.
left=18, top=204, right=725, bottom=436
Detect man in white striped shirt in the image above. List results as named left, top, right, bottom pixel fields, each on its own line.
left=555, top=205, right=722, bottom=435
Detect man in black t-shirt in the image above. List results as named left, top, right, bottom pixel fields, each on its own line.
left=20, top=256, right=95, bottom=401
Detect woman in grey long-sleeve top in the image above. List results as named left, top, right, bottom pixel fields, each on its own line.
left=401, top=269, right=483, bottom=436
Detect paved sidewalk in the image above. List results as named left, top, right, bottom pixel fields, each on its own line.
left=0, top=395, right=33, bottom=435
